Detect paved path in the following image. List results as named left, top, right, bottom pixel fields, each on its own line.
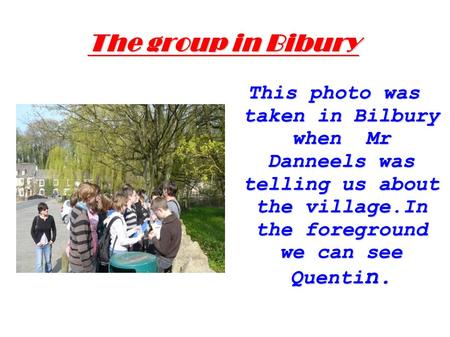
left=16, top=198, right=69, bottom=273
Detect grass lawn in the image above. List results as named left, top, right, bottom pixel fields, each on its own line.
left=182, top=207, right=225, bottom=272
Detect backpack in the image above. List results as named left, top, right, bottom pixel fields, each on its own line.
left=98, top=216, right=120, bottom=266
left=167, top=199, right=181, bottom=216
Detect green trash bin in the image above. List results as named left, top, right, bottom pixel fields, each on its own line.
left=109, top=252, right=157, bottom=273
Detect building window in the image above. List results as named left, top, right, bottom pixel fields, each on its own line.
left=39, top=179, right=45, bottom=187
left=22, top=169, right=26, bottom=176
left=39, top=188, right=45, bottom=196
left=53, top=179, right=59, bottom=187
left=19, top=188, right=24, bottom=197
left=19, top=178, right=24, bottom=186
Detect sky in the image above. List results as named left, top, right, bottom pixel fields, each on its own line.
left=16, top=104, right=63, bottom=132
left=16, top=104, right=34, bottom=132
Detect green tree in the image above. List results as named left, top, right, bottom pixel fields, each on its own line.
left=173, top=135, right=224, bottom=207
left=16, top=119, right=61, bottom=167
left=44, top=104, right=224, bottom=198
left=44, top=178, right=54, bottom=196
left=172, top=104, right=225, bottom=206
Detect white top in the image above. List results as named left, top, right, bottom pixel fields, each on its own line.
left=38, top=233, right=48, bottom=245
left=107, top=211, right=141, bottom=252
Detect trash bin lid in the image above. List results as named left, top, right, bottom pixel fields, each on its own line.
left=110, top=252, right=156, bottom=269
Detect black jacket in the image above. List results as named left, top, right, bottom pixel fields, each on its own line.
left=134, top=202, right=149, bottom=226
left=31, top=215, right=57, bottom=244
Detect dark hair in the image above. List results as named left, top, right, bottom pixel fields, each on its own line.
left=122, top=184, right=135, bottom=198
left=151, top=187, right=162, bottom=198
left=38, top=202, right=48, bottom=213
left=163, top=181, right=177, bottom=197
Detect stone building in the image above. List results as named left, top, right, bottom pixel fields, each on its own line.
left=16, top=163, right=40, bottom=199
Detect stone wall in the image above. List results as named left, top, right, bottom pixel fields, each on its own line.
left=172, top=224, right=215, bottom=273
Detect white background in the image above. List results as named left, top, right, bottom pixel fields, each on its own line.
left=3, top=1, right=450, bottom=336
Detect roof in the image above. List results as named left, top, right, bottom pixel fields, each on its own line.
left=16, top=163, right=38, bottom=178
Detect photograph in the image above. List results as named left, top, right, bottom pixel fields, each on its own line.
left=16, top=104, right=225, bottom=273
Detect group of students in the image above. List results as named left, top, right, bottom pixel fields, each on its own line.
left=31, top=181, right=182, bottom=273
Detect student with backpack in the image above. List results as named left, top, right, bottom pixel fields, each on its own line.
left=97, top=193, right=113, bottom=240
left=98, top=192, right=143, bottom=269
left=96, top=195, right=114, bottom=272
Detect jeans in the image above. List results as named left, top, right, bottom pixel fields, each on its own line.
left=35, top=244, right=52, bottom=273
